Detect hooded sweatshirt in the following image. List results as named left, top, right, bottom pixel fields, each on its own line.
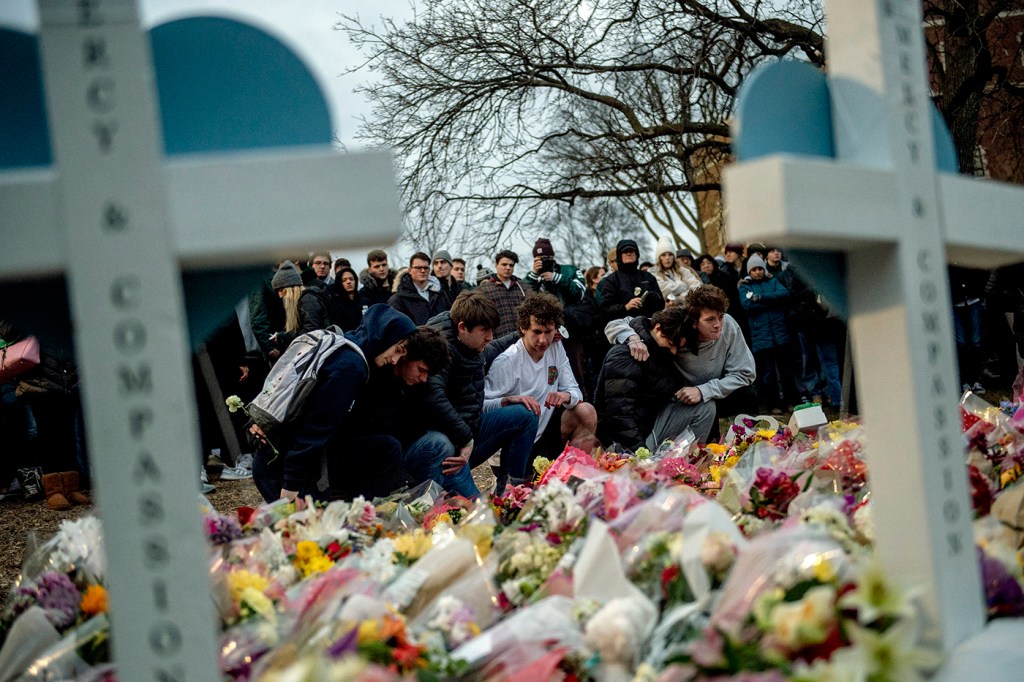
left=278, top=305, right=415, bottom=493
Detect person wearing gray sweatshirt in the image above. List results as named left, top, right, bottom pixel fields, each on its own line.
left=604, top=284, right=757, bottom=442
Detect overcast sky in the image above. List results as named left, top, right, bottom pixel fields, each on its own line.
left=1, top=0, right=414, bottom=148
left=0, top=0, right=433, bottom=267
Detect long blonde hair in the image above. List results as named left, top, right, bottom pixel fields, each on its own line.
left=280, top=286, right=302, bottom=332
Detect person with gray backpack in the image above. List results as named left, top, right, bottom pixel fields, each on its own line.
left=249, top=305, right=432, bottom=503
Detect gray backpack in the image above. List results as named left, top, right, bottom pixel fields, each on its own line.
left=246, top=326, right=367, bottom=439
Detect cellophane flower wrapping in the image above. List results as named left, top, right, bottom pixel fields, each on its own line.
left=20, top=390, right=1024, bottom=680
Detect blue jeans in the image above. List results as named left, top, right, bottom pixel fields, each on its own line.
left=815, top=339, right=842, bottom=407
left=404, top=405, right=538, bottom=497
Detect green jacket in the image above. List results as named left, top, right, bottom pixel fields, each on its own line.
left=524, top=263, right=585, bottom=305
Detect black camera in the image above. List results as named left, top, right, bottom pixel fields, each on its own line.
left=539, top=256, right=557, bottom=274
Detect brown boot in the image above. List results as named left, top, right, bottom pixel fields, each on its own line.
left=42, top=473, right=71, bottom=511
left=62, top=471, right=91, bottom=506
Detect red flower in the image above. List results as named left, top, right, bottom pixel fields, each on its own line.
left=969, top=464, right=993, bottom=517
left=660, top=564, right=681, bottom=599
left=325, top=541, right=350, bottom=562
left=236, top=506, right=256, bottom=527
left=391, top=641, right=426, bottom=670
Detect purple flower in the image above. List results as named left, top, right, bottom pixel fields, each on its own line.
left=327, top=627, right=358, bottom=658
left=33, top=571, right=81, bottom=629
left=204, top=513, right=243, bottom=545
left=979, top=548, right=1024, bottom=618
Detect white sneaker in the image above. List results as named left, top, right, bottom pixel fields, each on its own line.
left=235, top=453, right=254, bottom=471
left=200, top=467, right=216, bottom=493
left=220, top=466, right=253, bottom=481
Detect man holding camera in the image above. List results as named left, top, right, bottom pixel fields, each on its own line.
left=524, top=238, right=585, bottom=306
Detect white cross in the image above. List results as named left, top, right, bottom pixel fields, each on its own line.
left=723, top=0, right=1024, bottom=651
left=0, top=1, right=400, bottom=679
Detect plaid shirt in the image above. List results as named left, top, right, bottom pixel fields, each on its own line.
left=477, top=275, right=527, bottom=337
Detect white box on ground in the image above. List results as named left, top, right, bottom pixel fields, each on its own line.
left=789, top=404, right=828, bottom=435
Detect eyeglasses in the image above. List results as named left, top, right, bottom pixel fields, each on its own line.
left=409, top=265, right=429, bottom=271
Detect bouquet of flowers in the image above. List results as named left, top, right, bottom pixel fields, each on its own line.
left=675, top=529, right=939, bottom=681
left=492, top=483, right=533, bottom=525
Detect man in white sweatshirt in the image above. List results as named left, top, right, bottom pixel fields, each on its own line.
left=605, top=284, right=757, bottom=442
left=485, top=293, right=598, bottom=466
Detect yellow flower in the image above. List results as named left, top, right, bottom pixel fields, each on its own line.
left=533, top=456, right=553, bottom=476
left=393, top=529, right=433, bottom=561
left=433, top=512, right=453, bottom=527
left=80, top=584, right=108, bottom=616
left=358, top=618, right=382, bottom=643
left=756, top=428, right=777, bottom=439
left=458, top=524, right=493, bottom=559
left=239, top=587, right=275, bottom=621
left=295, top=540, right=322, bottom=562
left=228, top=570, right=269, bottom=602
left=810, top=555, right=837, bottom=583
left=770, top=585, right=837, bottom=650
left=706, top=442, right=728, bottom=455
left=300, top=554, right=334, bottom=577
left=1001, top=464, right=1021, bottom=488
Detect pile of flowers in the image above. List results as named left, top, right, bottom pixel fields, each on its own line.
left=4, top=395, right=1024, bottom=680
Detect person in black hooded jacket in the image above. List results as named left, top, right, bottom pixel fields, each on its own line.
left=595, top=307, right=715, bottom=449
left=329, top=266, right=365, bottom=332
left=598, top=239, right=664, bottom=323
left=250, top=305, right=421, bottom=503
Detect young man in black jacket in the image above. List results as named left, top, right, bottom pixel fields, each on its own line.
left=595, top=306, right=715, bottom=449
left=403, top=291, right=537, bottom=496
left=388, top=252, right=447, bottom=324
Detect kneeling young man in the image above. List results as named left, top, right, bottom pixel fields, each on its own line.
left=485, top=293, right=598, bottom=474
left=605, top=284, right=757, bottom=442
left=404, top=291, right=538, bottom=497
left=251, top=305, right=430, bottom=503
left=595, top=306, right=714, bottom=448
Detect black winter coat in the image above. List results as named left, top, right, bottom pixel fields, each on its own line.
left=436, top=276, right=462, bottom=310
left=594, top=317, right=681, bottom=450
left=414, top=312, right=518, bottom=448
left=387, top=274, right=447, bottom=325
left=277, top=281, right=333, bottom=348
left=358, top=268, right=398, bottom=307
left=598, top=268, right=664, bottom=322
left=329, top=284, right=365, bottom=332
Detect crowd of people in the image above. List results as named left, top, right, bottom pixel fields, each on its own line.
left=3, top=238, right=1023, bottom=507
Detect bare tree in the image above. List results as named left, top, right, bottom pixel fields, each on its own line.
left=339, top=0, right=825, bottom=253
left=340, top=0, right=1021, bottom=256
left=923, top=0, right=1024, bottom=182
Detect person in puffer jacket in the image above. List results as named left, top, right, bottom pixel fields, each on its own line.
left=739, top=254, right=798, bottom=413
left=595, top=307, right=715, bottom=449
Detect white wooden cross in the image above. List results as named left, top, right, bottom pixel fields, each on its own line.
left=723, top=0, right=1024, bottom=652
left=0, top=1, right=401, bottom=679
